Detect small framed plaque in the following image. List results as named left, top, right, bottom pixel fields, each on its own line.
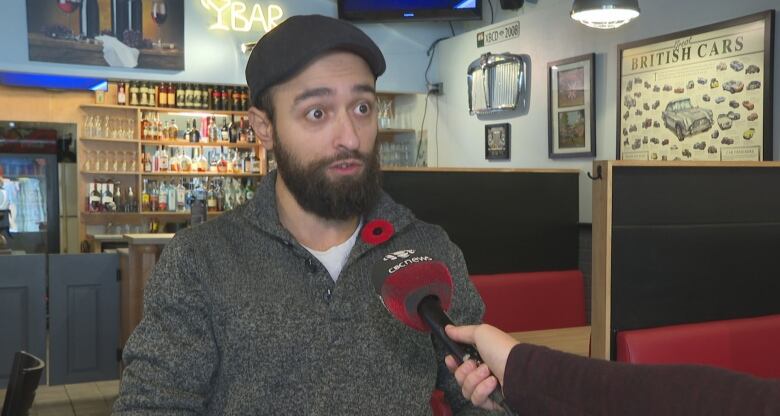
left=485, top=123, right=511, bottom=160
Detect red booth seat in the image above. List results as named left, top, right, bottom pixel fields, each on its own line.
left=617, top=314, right=780, bottom=379
left=470, top=270, right=586, bottom=333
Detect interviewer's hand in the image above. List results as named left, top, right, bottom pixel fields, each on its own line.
left=444, top=324, right=519, bottom=411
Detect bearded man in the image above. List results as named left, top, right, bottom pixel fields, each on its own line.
left=113, top=15, right=487, bottom=415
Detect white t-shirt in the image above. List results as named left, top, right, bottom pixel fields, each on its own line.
left=302, top=224, right=361, bottom=282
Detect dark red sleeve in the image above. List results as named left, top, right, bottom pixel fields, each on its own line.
left=501, top=343, right=780, bottom=416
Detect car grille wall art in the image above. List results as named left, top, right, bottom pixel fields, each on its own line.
left=616, top=11, right=774, bottom=161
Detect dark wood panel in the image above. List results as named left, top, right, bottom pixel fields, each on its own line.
left=49, top=253, right=119, bottom=385
left=0, top=255, right=46, bottom=387
left=382, top=170, right=579, bottom=274
left=612, top=167, right=780, bottom=226
left=611, top=224, right=780, bottom=336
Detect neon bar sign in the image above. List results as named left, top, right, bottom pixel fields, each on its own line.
left=200, top=0, right=284, bottom=32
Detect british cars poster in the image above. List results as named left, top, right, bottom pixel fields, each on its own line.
left=617, top=11, right=773, bottom=161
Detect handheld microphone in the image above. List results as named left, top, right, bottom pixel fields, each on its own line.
left=371, top=250, right=516, bottom=415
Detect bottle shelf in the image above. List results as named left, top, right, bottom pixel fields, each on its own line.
left=140, top=140, right=259, bottom=149
left=378, top=128, right=416, bottom=135
left=81, top=104, right=247, bottom=116
left=139, top=211, right=225, bottom=216
left=80, top=170, right=139, bottom=176
left=81, top=211, right=227, bottom=222
left=79, top=137, right=138, bottom=143
left=141, top=172, right=262, bottom=177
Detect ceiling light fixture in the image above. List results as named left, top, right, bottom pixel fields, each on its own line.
left=571, top=0, right=640, bottom=29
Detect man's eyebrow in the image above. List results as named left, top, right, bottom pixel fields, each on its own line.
left=293, top=84, right=376, bottom=106
left=293, top=87, right=333, bottom=105
left=353, top=84, right=376, bottom=95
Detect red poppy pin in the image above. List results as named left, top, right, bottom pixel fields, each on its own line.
left=361, top=219, right=394, bottom=245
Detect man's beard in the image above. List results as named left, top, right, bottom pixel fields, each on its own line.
left=272, top=131, right=382, bottom=221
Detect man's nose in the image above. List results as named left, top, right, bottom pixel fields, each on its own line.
left=333, top=111, right=361, bottom=151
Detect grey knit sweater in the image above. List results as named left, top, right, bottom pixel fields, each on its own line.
left=113, top=171, right=490, bottom=415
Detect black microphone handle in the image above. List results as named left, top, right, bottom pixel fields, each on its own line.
left=417, top=296, right=517, bottom=415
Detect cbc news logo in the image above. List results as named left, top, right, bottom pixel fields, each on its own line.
left=383, top=250, right=415, bottom=261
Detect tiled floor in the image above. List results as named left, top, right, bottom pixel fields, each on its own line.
left=0, top=379, right=119, bottom=416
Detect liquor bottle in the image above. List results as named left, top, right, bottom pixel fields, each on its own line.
left=207, top=182, right=217, bottom=212
left=130, top=81, right=139, bottom=106
left=167, top=181, right=177, bottom=212
left=180, top=149, right=192, bottom=172
left=247, top=126, right=256, bottom=143
left=183, top=120, right=192, bottom=142
left=150, top=181, right=159, bottom=212
left=170, top=148, right=181, bottom=172
left=228, top=118, right=239, bottom=143
left=113, top=181, right=123, bottom=212
left=199, top=118, right=209, bottom=143
left=139, top=82, right=149, bottom=106
left=208, top=116, right=219, bottom=142
left=191, top=85, right=201, bottom=109
left=169, top=119, right=179, bottom=141
left=199, top=149, right=209, bottom=173
left=250, top=151, right=262, bottom=174
left=240, top=87, right=249, bottom=111
left=244, top=152, right=252, bottom=173
left=239, top=117, right=248, bottom=143
left=102, top=181, right=116, bottom=212
left=220, top=86, right=229, bottom=111
left=158, top=182, right=168, bottom=212
left=117, top=82, right=127, bottom=105
left=158, top=83, right=168, bottom=107
left=220, top=119, right=229, bottom=142
left=184, top=84, right=193, bottom=108
left=198, top=85, right=206, bottom=109
left=158, top=147, right=169, bottom=172
left=175, top=83, right=184, bottom=108
left=144, top=152, right=152, bottom=172
left=127, top=185, right=136, bottom=212
left=191, top=119, right=201, bottom=143
left=209, top=85, right=222, bottom=110
left=141, top=180, right=150, bottom=211
left=216, top=182, right=225, bottom=212
left=149, top=83, right=157, bottom=108
left=89, top=183, right=102, bottom=212
left=232, top=88, right=241, bottom=111
left=176, top=180, right=186, bottom=212
left=167, top=83, right=176, bottom=108
left=245, top=179, right=255, bottom=200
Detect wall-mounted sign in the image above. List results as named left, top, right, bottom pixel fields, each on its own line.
left=200, top=0, right=284, bottom=33
left=476, top=20, right=519, bottom=48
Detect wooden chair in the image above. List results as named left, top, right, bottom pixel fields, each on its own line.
left=1, top=351, right=45, bottom=416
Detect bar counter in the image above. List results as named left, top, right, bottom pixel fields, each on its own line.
left=119, top=233, right=174, bottom=347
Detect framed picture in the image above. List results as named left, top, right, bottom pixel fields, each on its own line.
left=26, top=0, right=185, bottom=70
left=485, top=123, right=511, bottom=160
left=617, top=11, right=774, bottom=161
left=548, top=53, right=596, bottom=158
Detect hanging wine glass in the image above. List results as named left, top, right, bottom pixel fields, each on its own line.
left=151, top=1, right=168, bottom=48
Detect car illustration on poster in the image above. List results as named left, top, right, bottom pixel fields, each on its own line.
left=722, top=80, right=744, bottom=93
left=662, top=98, right=714, bottom=140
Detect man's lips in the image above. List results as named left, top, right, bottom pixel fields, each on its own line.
left=328, top=158, right=364, bottom=172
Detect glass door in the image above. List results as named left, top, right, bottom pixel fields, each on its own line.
left=0, top=154, right=60, bottom=253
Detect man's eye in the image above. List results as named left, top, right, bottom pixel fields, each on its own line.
left=306, top=108, right=325, bottom=120
left=355, top=103, right=371, bottom=115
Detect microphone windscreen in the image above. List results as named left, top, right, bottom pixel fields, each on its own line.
left=371, top=251, right=453, bottom=331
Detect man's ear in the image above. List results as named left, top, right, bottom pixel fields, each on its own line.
left=248, top=107, right=274, bottom=151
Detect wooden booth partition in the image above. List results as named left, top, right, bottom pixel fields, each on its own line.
left=591, top=161, right=780, bottom=359
left=383, top=168, right=580, bottom=274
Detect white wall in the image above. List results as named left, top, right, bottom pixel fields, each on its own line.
left=0, top=0, right=454, bottom=93
left=430, top=0, right=780, bottom=223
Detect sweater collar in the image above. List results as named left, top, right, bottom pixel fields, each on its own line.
left=241, top=170, right=415, bottom=250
